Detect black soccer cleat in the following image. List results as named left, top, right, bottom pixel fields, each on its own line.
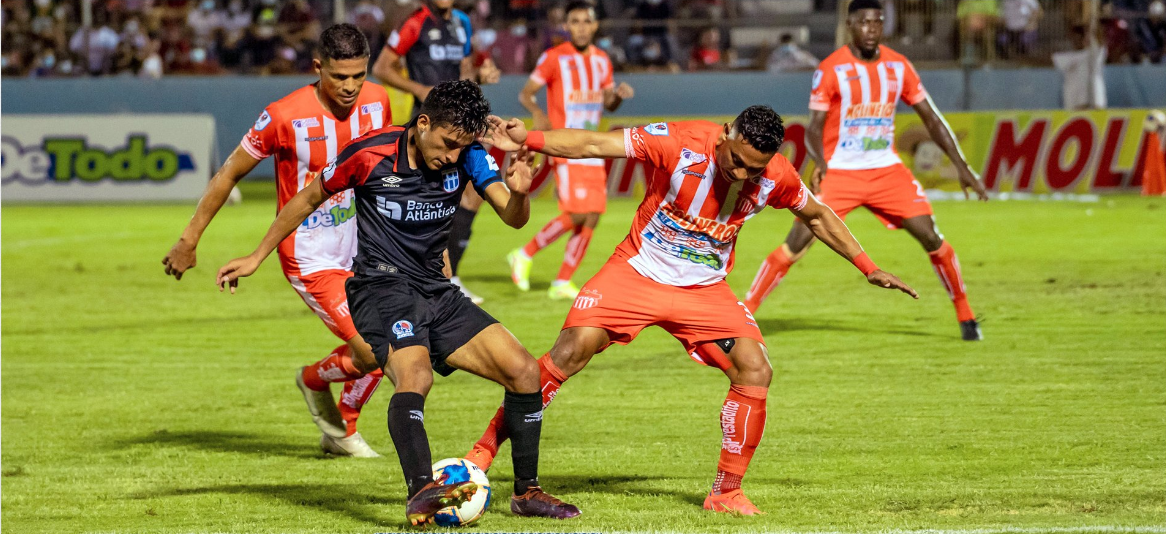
left=405, top=480, right=477, bottom=526
left=511, top=486, right=581, bottom=519
left=960, top=319, right=982, bottom=341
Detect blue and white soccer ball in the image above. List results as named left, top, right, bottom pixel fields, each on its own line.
left=431, top=458, right=492, bottom=526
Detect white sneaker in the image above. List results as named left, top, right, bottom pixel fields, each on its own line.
left=320, top=432, right=381, bottom=458
left=450, top=276, right=485, bottom=305
left=295, top=367, right=347, bottom=439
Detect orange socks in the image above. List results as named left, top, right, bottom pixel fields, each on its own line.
left=928, top=241, right=975, bottom=322
left=745, top=246, right=793, bottom=312
left=523, top=214, right=574, bottom=258
left=472, top=354, right=569, bottom=456
left=555, top=226, right=593, bottom=283
left=301, top=345, right=363, bottom=391
left=339, top=369, right=383, bottom=436
left=713, top=384, right=768, bottom=494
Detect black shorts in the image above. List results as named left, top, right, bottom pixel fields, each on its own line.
left=346, top=274, right=498, bottom=376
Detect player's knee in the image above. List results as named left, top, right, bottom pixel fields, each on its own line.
left=499, top=354, right=539, bottom=393
left=548, top=329, right=599, bottom=376
left=729, top=345, right=773, bottom=386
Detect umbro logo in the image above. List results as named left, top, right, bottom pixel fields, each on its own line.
left=409, top=410, right=424, bottom=422
left=524, top=411, right=543, bottom=423
left=382, top=176, right=403, bottom=187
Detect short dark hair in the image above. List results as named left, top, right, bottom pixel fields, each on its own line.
left=317, top=23, right=370, bottom=62
left=419, top=80, right=492, bottom=136
left=732, top=105, right=785, bottom=153
left=848, top=0, right=883, bottom=14
left=564, top=0, right=596, bottom=17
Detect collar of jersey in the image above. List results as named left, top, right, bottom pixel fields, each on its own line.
left=394, top=121, right=418, bottom=176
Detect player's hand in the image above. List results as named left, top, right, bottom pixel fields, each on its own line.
left=809, top=166, right=826, bottom=194
left=532, top=110, right=551, bottom=132
left=484, top=115, right=528, bottom=152
left=162, top=237, right=197, bottom=280
left=615, top=82, right=635, bottom=100
left=958, top=166, right=989, bottom=202
left=216, top=254, right=262, bottom=294
left=505, top=147, right=535, bottom=195
left=867, top=270, right=918, bottom=299
left=478, top=58, right=501, bottom=85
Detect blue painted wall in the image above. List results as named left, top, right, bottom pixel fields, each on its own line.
left=3, top=64, right=1162, bottom=177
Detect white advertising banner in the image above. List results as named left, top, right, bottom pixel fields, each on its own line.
left=1, top=114, right=215, bottom=202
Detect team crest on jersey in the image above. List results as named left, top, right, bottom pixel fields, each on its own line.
left=322, top=160, right=337, bottom=179
left=254, top=111, right=272, bottom=131
left=361, top=102, right=384, bottom=115
left=428, top=28, right=442, bottom=41
left=392, top=320, right=414, bottom=339
left=292, top=117, right=320, bottom=129
left=645, top=122, right=670, bottom=136
left=812, top=69, right=823, bottom=90
left=442, top=169, right=460, bottom=192
left=886, top=61, right=903, bottom=69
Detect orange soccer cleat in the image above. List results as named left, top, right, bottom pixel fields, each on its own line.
left=703, top=489, right=764, bottom=515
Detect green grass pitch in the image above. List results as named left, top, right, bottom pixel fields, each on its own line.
left=2, top=183, right=1164, bottom=534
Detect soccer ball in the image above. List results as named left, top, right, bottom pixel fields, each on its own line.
left=431, top=458, right=492, bottom=526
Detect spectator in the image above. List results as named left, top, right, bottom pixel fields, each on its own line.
left=957, top=0, right=1000, bottom=65
left=766, top=33, right=819, bottom=72
left=1135, top=0, right=1166, bottom=62
left=596, top=34, right=627, bottom=70
left=242, top=4, right=280, bottom=71
left=140, top=37, right=164, bottom=78
left=628, top=32, right=680, bottom=72
left=1101, top=2, right=1138, bottom=62
left=186, top=0, right=223, bottom=56
left=218, top=0, right=252, bottom=68
left=493, top=19, right=534, bottom=74
left=688, top=26, right=726, bottom=70
left=1053, top=25, right=1108, bottom=110
left=347, top=0, right=387, bottom=52
left=279, top=0, right=319, bottom=67
left=997, top=0, right=1042, bottom=60
left=895, top=0, right=939, bottom=44
left=27, top=47, right=58, bottom=78
left=69, top=12, right=121, bottom=75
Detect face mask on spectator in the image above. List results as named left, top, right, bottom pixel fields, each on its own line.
left=597, top=37, right=612, bottom=50
left=125, top=20, right=140, bottom=34
left=510, top=24, right=527, bottom=37
left=34, top=0, right=51, bottom=8
left=44, top=52, right=56, bottom=68
left=474, top=28, right=497, bottom=49
left=59, top=58, right=73, bottom=73
left=643, top=44, right=662, bottom=61
left=191, top=48, right=207, bottom=63
left=1151, top=0, right=1165, bottom=17
left=201, top=0, right=215, bottom=10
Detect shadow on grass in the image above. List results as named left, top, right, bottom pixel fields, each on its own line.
left=756, top=317, right=948, bottom=338
left=140, top=482, right=402, bottom=527
left=115, top=430, right=322, bottom=459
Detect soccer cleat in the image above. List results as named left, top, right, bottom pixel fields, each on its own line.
left=451, top=276, right=485, bottom=305
left=463, top=444, right=496, bottom=473
left=507, top=249, right=533, bottom=291
left=960, top=318, right=983, bottom=341
left=406, top=480, right=478, bottom=526
left=546, top=281, right=580, bottom=301
left=703, top=489, right=764, bottom=515
left=319, top=432, right=380, bottom=458
left=510, top=486, right=581, bottom=519
left=295, top=367, right=347, bottom=438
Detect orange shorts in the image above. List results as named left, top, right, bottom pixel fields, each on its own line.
left=817, top=163, right=933, bottom=229
left=554, top=158, right=607, bottom=214
left=562, top=257, right=765, bottom=367
left=286, top=268, right=358, bottom=341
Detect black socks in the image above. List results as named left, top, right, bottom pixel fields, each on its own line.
left=504, top=391, right=542, bottom=495
left=447, top=206, right=476, bottom=275
left=388, top=392, right=432, bottom=498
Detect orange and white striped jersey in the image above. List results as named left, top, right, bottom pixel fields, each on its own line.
left=810, top=45, right=927, bottom=171
left=241, top=81, right=391, bottom=277
left=530, top=42, right=615, bottom=131
left=614, top=121, right=809, bottom=287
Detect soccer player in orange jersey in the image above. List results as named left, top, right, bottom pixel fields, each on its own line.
left=468, top=107, right=918, bottom=515
left=743, top=0, right=989, bottom=341
left=162, top=24, right=391, bottom=457
left=507, top=0, right=634, bottom=300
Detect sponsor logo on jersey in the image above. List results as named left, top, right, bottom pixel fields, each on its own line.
left=428, top=43, right=464, bottom=60
left=360, top=102, right=384, bottom=115
left=301, top=201, right=356, bottom=230
left=292, top=117, right=320, bottom=129
left=382, top=175, right=402, bottom=187
left=680, top=148, right=707, bottom=164
left=442, top=169, right=459, bottom=192
left=840, top=136, right=891, bottom=152
left=254, top=110, right=272, bottom=131
left=304, top=136, right=328, bottom=142
left=645, top=122, right=669, bottom=136
left=484, top=152, right=500, bottom=171
left=377, top=197, right=403, bottom=220
left=393, top=320, right=415, bottom=339
left=404, top=199, right=457, bottom=221
left=2, top=135, right=195, bottom=184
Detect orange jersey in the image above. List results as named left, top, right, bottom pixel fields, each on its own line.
left=810, top=45, right=927, bottom=171
left=616, top=121, right=809, bottom=287
left=530, top=42, right=615, bottom=131
left=241, top=82, right=391, bottom=276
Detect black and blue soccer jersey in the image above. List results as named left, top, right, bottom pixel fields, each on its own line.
left=386, top=6, right=473, bottom=106
left=320, top=124, right=501, bottom=280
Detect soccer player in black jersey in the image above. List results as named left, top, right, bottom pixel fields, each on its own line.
left=215, top=81, right=580, bottom=525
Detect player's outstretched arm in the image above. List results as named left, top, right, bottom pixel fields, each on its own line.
left=482, top=147, right=534, bottom=228
left=805, top=110, right=829, bottom=194
left=216, top=178, right=329, bottom=294
left=485, top=116, right=626, bottom=160
left=913, top=96, right=988, bottom=201
left=791, top=195, right=918, bottom=299
left=373, top=49, right=431, bottom=101
left=163, top=145, right=261, bottom=280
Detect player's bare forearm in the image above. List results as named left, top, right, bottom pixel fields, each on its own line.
left=915, top=97, right=971, bottom=171
left=537, top=129, right=626, bottom=159
left=182, top=146, right=260, bottom=243
left=250, top=179, right=329, bottom=261
left=792, top=196, right=864, bottom=261
left=518, top=81, right=544, bottom=118
left=484, top=167, right=532, bottom=228
left=373, top=51, right=427, bottom=98
left=497, top=191, right=530, bottom=228
left=806, top=110, right=828, bottom=172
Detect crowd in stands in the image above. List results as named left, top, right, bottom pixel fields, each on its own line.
left=2, top=0, right=1164, bottom=78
